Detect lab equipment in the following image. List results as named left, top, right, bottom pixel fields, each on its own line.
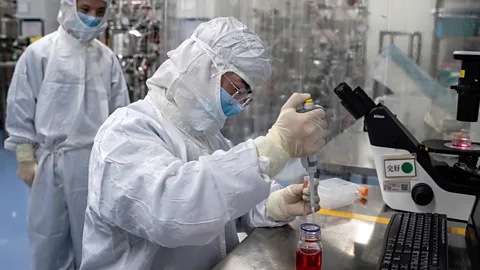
left=371, top=44, right=460, bottom=135
left=16, top=0, right=59, bottom=35
left=1, top=1, right=22, bottom=136
left=374, top=95, right=433, bottom=143
left=373, top=45, right=457, bottom=113
left=298, top=99, right=325, bottom=223
left=1, top=1, right=18, bottom=39
left=430, top=2, right=480, bottom=79
left=220, top=0, right=370, bottom=145
left=107, top=0, right=170, bottom=101
left=334, top=51, right=480, bottom=221
left=302, top=175, right=316, bottom=223
left=377, top=213, right=448, bottom=270
left=307, top=176, right=316, bottom=224
left=451, top=51, right=480, bottom=122
left=373, top=31, right=423, bottom=98
left=296, top=223, right=322, bottom=270
left=317, top=178, right=368, bottom=210
left=334, top=51, right=480, bottom=269
left=450, top=131, right=472, bottom=150
left=379, top=31, right=422, bottom=65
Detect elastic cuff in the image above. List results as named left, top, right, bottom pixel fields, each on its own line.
left=254, top=132, right=290, bottom=177
left=16, top=144, right=35, bottom=163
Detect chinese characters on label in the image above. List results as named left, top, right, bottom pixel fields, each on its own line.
left=387, top=165, right=401, bottom=173
left=384, top=158, right=416, bottom=178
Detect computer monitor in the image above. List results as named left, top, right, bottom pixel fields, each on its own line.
left=19, top=19, right=44, bottom=38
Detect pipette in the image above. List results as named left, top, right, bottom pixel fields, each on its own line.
left=305, top=160, right=318, bottom=223
left=298, top=99, right=324, bottom=224
left=303, top=172, right=317, bottom=223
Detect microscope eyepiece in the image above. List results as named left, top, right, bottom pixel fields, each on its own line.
left=334, top=82, right=376, bottom=119
left=333, top=82, right=350, bottom=97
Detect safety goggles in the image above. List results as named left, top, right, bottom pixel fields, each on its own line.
left=225, top=76, right=253, bottom=107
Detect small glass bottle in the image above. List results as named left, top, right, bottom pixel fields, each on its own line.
left=451, top=131, right=472, bottom=150
left=296, top=223, right=323, bottom=270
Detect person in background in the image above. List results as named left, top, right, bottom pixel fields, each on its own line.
left=80, top=17, right=326, bottom=269
left=4, top=0, right=130, bottom=269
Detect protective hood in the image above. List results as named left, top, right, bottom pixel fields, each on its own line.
left=57, top=0, right=109, bottom=41
left=146, top=17, right=272, bottom=136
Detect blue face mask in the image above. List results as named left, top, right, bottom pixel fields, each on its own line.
left=77, top=12, right=103, bottom=27
left=220, top=87, right=244, bottom=117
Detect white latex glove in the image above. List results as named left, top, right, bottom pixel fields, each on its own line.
left=16, top=144, right=37, bottom=187
left=265, top=179, right=320, bottom=221
left=254, top=93, right=327, bottom=176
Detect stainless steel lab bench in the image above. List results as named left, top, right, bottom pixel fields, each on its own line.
left=213, top=185, right=472, bottom=270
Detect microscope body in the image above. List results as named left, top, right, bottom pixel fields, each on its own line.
left=335, top=50, right=480, bottom=266
left=334, top=51, right=480, bottom=221
left=366, top=104, right=477, bottom=221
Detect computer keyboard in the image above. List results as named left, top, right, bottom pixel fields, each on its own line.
left=377, top=213, right=448, bottom=270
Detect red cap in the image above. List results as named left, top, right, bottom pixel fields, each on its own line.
left=359, top=188, right=369, bottom=197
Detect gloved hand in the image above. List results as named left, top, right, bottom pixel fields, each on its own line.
left=16, top=144, right=37, bottom=187
left=265, top=179, right=320, bottom=221
left=254, top=93, right=327, bottom=176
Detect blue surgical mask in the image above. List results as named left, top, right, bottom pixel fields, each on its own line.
left=77, top=12, right=103, bottom=27
left=221, top=87, right=244, bottom=117
left=67, top=12, right=106, bottom=41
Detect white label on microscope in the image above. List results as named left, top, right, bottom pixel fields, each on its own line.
left=383, top=181, right=410, bottom=192
left=384, top=158, right=416, bottom=178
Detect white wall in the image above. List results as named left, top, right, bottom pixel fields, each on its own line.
left=17, top=0, right=60, bottom=35
left=173, top=0, right=247, bottom=46
left=176, top=0, right=214, bottom=19
left=176, top=0, right=240, bottom=19
left=366, top=0, right=436, bottom=77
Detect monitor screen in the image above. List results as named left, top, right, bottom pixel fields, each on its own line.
left=19, top=19, right=44, bottom=38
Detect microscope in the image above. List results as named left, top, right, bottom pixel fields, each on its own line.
left=334, top=51, right=480, bottom=265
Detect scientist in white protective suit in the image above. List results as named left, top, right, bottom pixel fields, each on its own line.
left=4, top=0, right=130, bottom=269
left=80, top=17, right=327, bottom=269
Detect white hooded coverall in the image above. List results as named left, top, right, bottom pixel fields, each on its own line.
left=80, top=17, right=292, bottom=269
left=4, top=0, right=130, bottom=269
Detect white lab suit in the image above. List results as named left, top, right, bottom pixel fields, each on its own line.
left=80, top=17, right=290, bottom=269
left=4, top=22, right=129, bottom=270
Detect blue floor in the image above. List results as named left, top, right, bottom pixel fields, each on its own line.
left=0, top=132, right=31, bottom=270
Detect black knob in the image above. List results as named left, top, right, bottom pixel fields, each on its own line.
left=411, top=184, right=434, bottom=206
